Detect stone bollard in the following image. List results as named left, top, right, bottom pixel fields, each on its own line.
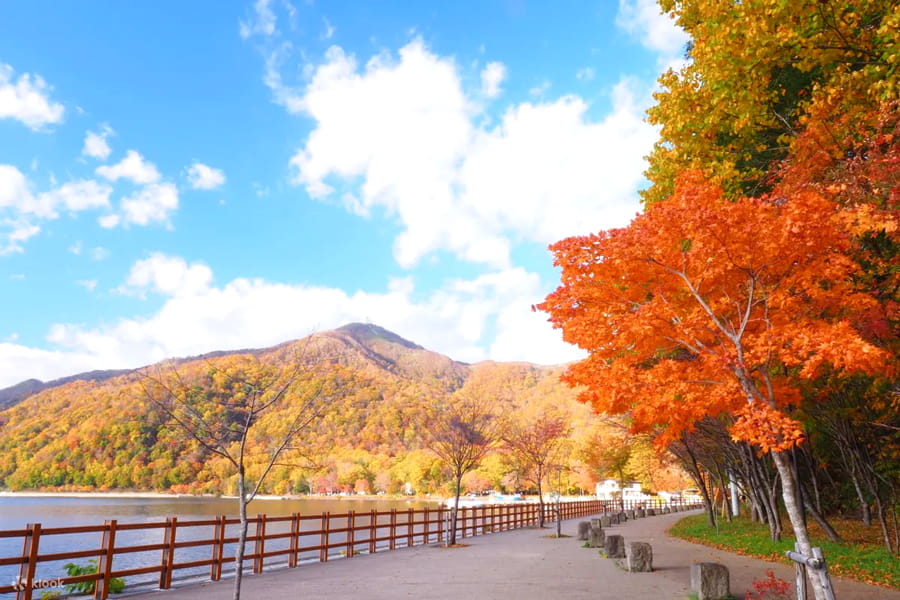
left=590, top=517, right=602, bottom=530
left=604, top=534, right=625, bottom=558
left=610, top=513, right=620, bottom=525
left=618, top=511, right=628, bottom=522
left=635, top=508, right=646, bottom=518
left=577, top=520, right=592, bottom=541
left=589, top=525, right=606, bottom=549
left=600, top=515, right=612, bottom=528
left=625, top=509, right=635, bottom=520
left=662, top=506, right=670, bottom=514
left=691, top=562, right=731, bottom=600
left=623, top=541, right=653, bottom=572
left=647, top=508, right=656, bottom=516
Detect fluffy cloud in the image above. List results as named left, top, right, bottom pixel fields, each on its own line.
left=616, top=0, right=689, bottom=69
left=186, top=162, right=226, bottom=190
left=289, top=39, right=654, bottom=268
left=0, top=255, right=582, bottom=387
left=82, top=125, right=114, bottom=160
left=0, top=165, right=111, bottom=252
left=121, top=253, right=213, bottom=297
left=480, top=61, right=506, bottom=98
left=239, top=0, right=277, bottom=39
left=0, top=63, right=65, bottom=130
left=100, top=182, right=178, bottom=228
left=96, top=150, right=161, bottom=185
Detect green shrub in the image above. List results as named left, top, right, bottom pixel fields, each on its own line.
left=63, top=560, right=126, bottom=594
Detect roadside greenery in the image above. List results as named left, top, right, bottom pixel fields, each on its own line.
left=669, top=514, right=900, bottom=589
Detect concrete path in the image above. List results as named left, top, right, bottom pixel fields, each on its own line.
left=128, top=510, right=899, bottom=599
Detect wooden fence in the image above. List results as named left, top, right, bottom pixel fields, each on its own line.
left=0, top=497, right=699, bottom=599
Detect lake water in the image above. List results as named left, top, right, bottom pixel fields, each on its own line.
left=0, top=494, right=441, bottom=595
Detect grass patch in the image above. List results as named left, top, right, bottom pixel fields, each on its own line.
left=669, top=514, right=900, bottom=589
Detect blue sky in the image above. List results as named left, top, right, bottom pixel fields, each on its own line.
left=0, top=0, right=687, bottom=388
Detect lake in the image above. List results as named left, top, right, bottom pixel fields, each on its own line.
left=0, top=494, right=441, bottom=594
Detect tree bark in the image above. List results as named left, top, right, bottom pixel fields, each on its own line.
left=448, top=470, right=463, bottom=545
left=233, top=471, right=248, bottom=600
left=772, top=451, right=832, bottom=600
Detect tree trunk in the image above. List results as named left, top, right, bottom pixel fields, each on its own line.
left=772, top=451, right=832, bottom=600
left=448, top=471, right=463, bottom=545
left=802, top=492, right=843, bottom=543
left=536, top=470, right=545, bottom=527
left=233, top=472, right=248, bottom=600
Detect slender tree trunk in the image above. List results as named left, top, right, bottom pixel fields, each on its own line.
left=802, top=493, right=843, bottom=543
left=233, top=471, right=248, bottom=600
left=536, top=470, right=545, bottom=527
left=449, top=471, right=463, bottom=545
left=772, top=451, right=832, bottom=600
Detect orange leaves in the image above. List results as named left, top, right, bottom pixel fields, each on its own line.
left=730, top=403, right=804, bottom=454
left=540, top=171, right=891, bottom=451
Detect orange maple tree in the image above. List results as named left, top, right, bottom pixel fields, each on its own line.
left=539, top=170, right=891, bottom=578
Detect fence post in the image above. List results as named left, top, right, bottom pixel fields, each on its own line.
left=346, top=511, right=356, bottom=558
left=95, top=519, right=117, bottom=600
left=211, top=515, right=226, bottom=580
left=16, top=523, right=40, bottom=600
left=288, top=513, right=299, bottom=568
left=423, top=508, right=430, bottom=544
left=437, top=506, right=444, bottom=543
left=389, top=509, right=397, bottom=550
left=253, top=514, right=266, bottom=574
left=319, top=512, right=329, bottom=562
left=407, top=508, right=414, bottom=547
left=158, top=517, right=177, bottom=590
left=369, top=509, right=377, bottom=554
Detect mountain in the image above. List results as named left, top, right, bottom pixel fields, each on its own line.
left=0, top=323, right=671, bottom=495
left=0, top=369, right=134, bottom=411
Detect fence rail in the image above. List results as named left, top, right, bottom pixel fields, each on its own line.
left=0, top=497, right=699, bottom=599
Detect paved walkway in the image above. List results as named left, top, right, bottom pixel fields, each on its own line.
left=128, top=510, right=899, bottom=599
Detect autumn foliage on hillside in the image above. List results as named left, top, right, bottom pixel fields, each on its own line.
left=0, top=326, right=685, bottom=496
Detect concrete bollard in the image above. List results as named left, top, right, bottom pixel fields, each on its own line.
left=625, top=509, right=635, bottom=520
left=618, top=511, right=627, bottom=522
left=635, top=508, right=646, bottom=518
left=691, top=562, right=731, bottom=600
left=604, top=534, right=625, bottom=558
left=590, top=517, right=602, bottom=530
left=589, top=525, right=606, bottom=549
left=600, top=515, right=612, bottom=528
left=577, top=520, right=592, bottom=541
left=624, top=541, right=653, bottom=572
left=610, top=513, right=620, bottom=525
left=647, top=508, right=656, bottom=516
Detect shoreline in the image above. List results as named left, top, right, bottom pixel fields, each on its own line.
left=0, top=490, right=442, bottom=502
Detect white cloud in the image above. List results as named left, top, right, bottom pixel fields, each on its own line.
left=0, top=164, right=112, bottom=251
left=576, top=67, right=595, bottom=81
left=82, top=125, right=114, bottom=160
left=98, top=214, right=120, bottom=229
left=480, top=61, right=506, bottom=99
left=616, top=0, right=689, bottom=70
left=119, top=183, right=179, bottom=227
left=121, top=253, right=213, bottom=297
left=0, top=258, right=582, bottom=388
left=288, top=40, right=653, bottom=268
left=321, top=17, right=335, bottom=41
left=96, top=150, right=161, bottom=184
left=0, top=63, right=65, bottom=130
left=240, top=0, right=277, bottom=39
left=186, top=162, right=226, bottom=190
left=35, top=180, right=112, bottom=216
left=76, top=279, right=97, bottom=292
